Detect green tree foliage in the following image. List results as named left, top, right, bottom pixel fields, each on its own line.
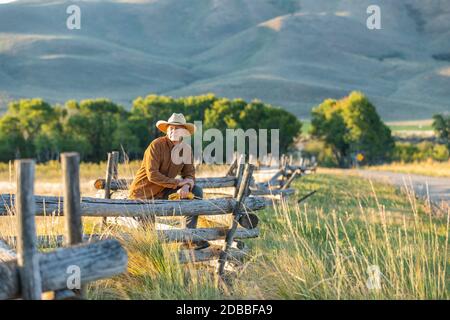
left=129, top=95, right=186, bottom=149
left=432, top=114, right=450, bottom=151
left=0, top=94, right=301, bottom=163
left=64, top=99, right=138, bottom=161
left=240, top=100, right=301, bottom=153
left=393, top=142, right=449, bottom=162
left=205, top=98, right=302, bottom=157
left=311, top=91, right=394, bottom=167
left=0, top=99, right=58, bottom=160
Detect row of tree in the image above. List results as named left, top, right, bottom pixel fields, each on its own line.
left=308, top=91, right=450, bottom=167
left=0, top=94, right=302, bottom=163
left=432, top=113, right=450, bottom=151
left=1, top=91, right=446, bottom=167
left=310, top=91, right=394, bottom=167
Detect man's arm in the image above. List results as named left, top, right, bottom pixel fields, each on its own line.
left=180, top=144, right=195, bottom=189
left=144, top=142, right=179, bottom=189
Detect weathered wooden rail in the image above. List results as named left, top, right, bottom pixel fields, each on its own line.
left=96, top=152, right=265, bottom=271
left=252, top=154, right=317, bottom=197
left=1, top=152, right=268, bottom=279
left=92, top=151, right=302, bottom=200
left=3, top=228, right=259, bottom=248
left=0, top=155, right=128, bottom=300
left=0, top=149, right=320, bottom=296
left=0, top=239, right=128, bottom=300
left=94, top=176, right=237, bottom=191
left=0, top=195, right=266, bottom=217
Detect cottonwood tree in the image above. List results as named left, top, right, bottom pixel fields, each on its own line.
left=311, top=91, right=394, bottom=167
left=432, top=114, right=450, bottom=151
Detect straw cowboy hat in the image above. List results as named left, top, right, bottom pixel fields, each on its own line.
left=156, top=113, right=196, bottom=135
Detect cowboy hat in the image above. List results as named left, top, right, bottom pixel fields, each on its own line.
left=156, top=113, right=196, bottom=135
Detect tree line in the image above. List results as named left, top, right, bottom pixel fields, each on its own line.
left=0, top=94, right=302, bottom=163
left=1, top=91, right=447, bottom=167
left=307, top=91, right=450, bottom=167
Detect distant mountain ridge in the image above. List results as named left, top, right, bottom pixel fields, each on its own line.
left=0, top=0, right=449, bottom=120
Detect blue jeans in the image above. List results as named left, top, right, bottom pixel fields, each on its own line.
left=161, top=185, right=203, bottom=229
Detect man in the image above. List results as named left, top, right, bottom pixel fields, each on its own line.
left=129, top=113, right=204, bottom=231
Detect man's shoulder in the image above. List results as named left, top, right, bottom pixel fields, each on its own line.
left=147, top=136, right=167, bottom=149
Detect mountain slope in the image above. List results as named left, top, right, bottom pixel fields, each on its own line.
left=0, top=0, right=449, bottom=120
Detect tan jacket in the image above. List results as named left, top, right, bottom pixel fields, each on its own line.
left=128, top=136, right=195, bottom=199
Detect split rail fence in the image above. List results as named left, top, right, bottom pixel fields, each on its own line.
left=0, top=154, right=128, bottom=300
left=0, top=151, right=317, bottom=299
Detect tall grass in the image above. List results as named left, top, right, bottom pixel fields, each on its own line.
left=88, top=226, right=234, bottom=300
left=248, top=199, right=448, bottom=299
left=87, top=174, right=449, bottom=300
left=366, top=160, right=450, bottom=178
left=0, top=166, right=448, bottom=299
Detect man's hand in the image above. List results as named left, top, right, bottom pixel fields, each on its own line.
left=177, top=184, right=191, bottom=199
left=177, top=178, right=194, bottom=190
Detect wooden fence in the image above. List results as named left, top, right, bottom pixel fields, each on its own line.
left=0, top=154, right=128, bottom=300
left=92, top=152, right=312, bottom=199
left=0, top=151, right=316, bottom=299
left=0, top=153, right=268, bottom=279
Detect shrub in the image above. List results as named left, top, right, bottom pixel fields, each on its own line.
left=392, top=142, right=449, bottom=163
left=311, top=92, right=394, bottom=167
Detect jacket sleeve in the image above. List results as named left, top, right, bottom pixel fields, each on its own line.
left=180, top=144, right=195, bottom=182
left=144, top=142, right=179, bottom=189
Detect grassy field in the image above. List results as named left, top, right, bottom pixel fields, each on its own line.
left=386, top=120, right=434, bottom=132
left=88, top=172, right=448, bottom=299
left=2, top=166, right=447, bottom=300
left=366, top=161, right=450, bottom=178
left=300, top=119, right=435, bottom=136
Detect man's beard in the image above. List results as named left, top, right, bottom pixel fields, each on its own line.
left=168, top=132, right=182, bottom=141
left=168, top=128, right=189, bottom=141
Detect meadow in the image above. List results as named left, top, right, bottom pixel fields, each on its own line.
left=1, top=163, right=448, bottom=300
left=386, top=120, right=434, bottom=133
left=366, top=161, right=450, bottom=178
left=89, top=172, right=449, bottom=299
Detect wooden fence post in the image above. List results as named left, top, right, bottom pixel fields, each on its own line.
left=233, top=163, right=245, bottom=198
left=103, top=152, right=118, bottom=226
left=225, top=157, right=238, bottom=177
left=218, top=163, right=254, bottom=276
left=104, top=152, right=113, bottom=200
left=282, top=155, right=290, bottom=183
left=281, top=169, right=299, bottom=190
left=57, top=152, right=86, bottom=299
left=104, top=151, right=119, bottom=200
left=15, top=159, right=42, bottom=300
left=112, top=151, right=119, bottom=180
left=299, top=157, right=304, bottom=168
left=62, top=153, right=82, bottom=244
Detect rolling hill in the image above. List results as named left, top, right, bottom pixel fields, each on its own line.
left=0, top=0, right=449, bottom=120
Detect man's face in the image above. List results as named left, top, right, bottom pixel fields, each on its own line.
left=167, top=125, right=188, bottom=142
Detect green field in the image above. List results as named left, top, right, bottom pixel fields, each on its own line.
left=301, top=120, right=312, bottom=134
left=1, top=168, right=447, bottom=299
left=386, top=120, right=434, bottom=132
left=300, top=120, right=434, bottom=136
left=85, top=172, right=449, bottom=300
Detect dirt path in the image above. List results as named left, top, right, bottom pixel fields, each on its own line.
left=355, top=170, right=450, bottom=205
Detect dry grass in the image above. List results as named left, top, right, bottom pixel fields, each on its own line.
left=0, top=165, right=448, bottom=300
left=87, top=173, right=449, bottom=299
left=0, top=160, right=230, bottom=196
left=366, top=161, right=450, bottom=178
